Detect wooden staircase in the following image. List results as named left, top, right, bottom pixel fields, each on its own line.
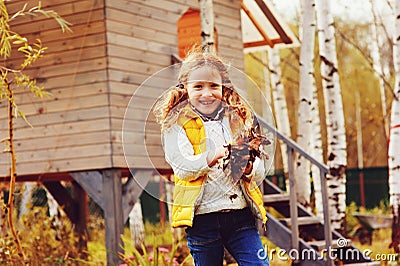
left=256, top=116, right=380, bottom=265
left=263, top=179, right=378, bottom=265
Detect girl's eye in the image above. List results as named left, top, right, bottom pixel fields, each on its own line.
left=194, top=84, right=203, bottom=89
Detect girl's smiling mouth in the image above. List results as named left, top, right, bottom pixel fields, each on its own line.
left=199, top=99, right=216, bottom=105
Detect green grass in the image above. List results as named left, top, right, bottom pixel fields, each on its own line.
left=87, top=240, right=107, bottom=265
left=87, top=225, right=397, bottom=265
left=346, top=202, right=398, bottom=265
left=121, top=221, right=174, bottom=254
left=352, top=228, right=397, bottom=265
left=86, top=221, right=179, bottom=265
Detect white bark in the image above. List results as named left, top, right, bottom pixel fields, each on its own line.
left=269, top=48, right=291, bottom=177
left=305, top=3, right=324, bottom=218
left=45, top=189, right=63, bottom=231
left=19, top=182, right=35, bottom=219
left=315, top=0, right=347, bottom=232
left=46, top=190, right=59, bottom=218
left=199, top=0, right=215, bottom=53
left=310, top=87, right=325, bottom=220
left=381, top=0, right=395, bottom=86
left=296, top=0, right=316, bottom=208
left=165, top=176, right=183, bottom=244
left=261, top=52, right=275, bottom=175
left=369, top=0, right=389, bottom=137
left=129, top=199, right=145, bottom=250
left=165, top=177, right=174, bottom=226
left=388, top=0, right=400, bottom=253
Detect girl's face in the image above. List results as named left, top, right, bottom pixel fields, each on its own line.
left=187, top=66, right=223, bottom=115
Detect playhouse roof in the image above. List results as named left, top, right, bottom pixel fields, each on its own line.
left=241, top=0, right=299, bottom=51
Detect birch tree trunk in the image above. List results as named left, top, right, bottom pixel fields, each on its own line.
left=19, top=182, right=35, bottom=220
left=306, top=2, right=325, bottom=218
left=199, top=0, right=215, bottom=53
left=369, top=0, right=389, bottom=137
left=295, top=0, right=316, bottom=209
left=129, top=199, right=145, bottom=251
left=311, top=87, right=325, bottom=220
left=165, top=176, right=183, bottom=244
left=261, top=52, right=275, bottom=175
left=269, top=48, right=290, bottom=177
left=45, top=188, right=63, bottom=231
left=19, top=184, right=60, bottom=225
left=388, top=0, right=400, bottom=253
left=315, top=0, right=347, bottom=233
left=46, top=189, right=59, bottom=218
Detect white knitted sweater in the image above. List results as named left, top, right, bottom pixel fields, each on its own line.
left=163, top=117, right=265, bottom=215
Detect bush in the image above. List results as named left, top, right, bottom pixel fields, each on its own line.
left=0, top=206, right=88, bottom=264
left=119, top=222, right=191, bottom=266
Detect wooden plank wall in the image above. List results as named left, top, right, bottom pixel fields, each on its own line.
left=0, top=0, right=246, bottom=177
left=0, top=0, right=110, bottom=177
left=106, top=0, right=245, bottom=171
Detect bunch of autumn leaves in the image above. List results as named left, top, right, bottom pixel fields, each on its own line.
left=223, top=126, right=271, bottom=183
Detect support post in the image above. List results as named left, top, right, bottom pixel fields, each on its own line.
left=102, top=169, right=124, bottom=265
left=287, top=147, right=299, bottom=256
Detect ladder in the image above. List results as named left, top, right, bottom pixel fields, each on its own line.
left=257, top=116, right=380, bottom=265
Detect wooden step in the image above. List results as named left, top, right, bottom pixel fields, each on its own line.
left=307, top=239, right=352, bottom=251
left=344, top=262, right=381, bottom=266
left=263, top=194, right=290, bottom=203
left=280, top=216, right=321, bottom=227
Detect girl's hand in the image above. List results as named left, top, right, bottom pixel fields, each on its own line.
left=207, top=145, right=229, bottom=167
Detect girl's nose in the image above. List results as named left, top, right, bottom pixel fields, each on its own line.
left=203, top=84, right=213, bottom=96
left=202, top=86, right=213, bottom=97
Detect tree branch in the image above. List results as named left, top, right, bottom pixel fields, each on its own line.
left=336, top=28, right=398, bottom=101
left=248, top=52, right=299, bottom=86
left=6, top=83, right=26, bottom=263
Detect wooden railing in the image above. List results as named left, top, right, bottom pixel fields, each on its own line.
left=256, top=115, right=333, bottom=265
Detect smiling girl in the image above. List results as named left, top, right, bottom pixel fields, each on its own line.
left=154, top=49, right=269, bottom=266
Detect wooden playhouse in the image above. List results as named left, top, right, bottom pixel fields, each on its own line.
left=0, top=0, right=297, bottom=264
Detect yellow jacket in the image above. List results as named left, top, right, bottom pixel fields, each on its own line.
left=170, top=105, right=267, bottom=228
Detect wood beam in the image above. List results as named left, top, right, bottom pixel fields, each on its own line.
left=254, top=0, right=292, bottom=44
left=70, top=171, right=104, bottom=210
left=122, top=169, right=152, bottom=222
left=0, top=172, right=73, bottom=182
left=244, top=38, right=282, bottom=49
left=43, top=181, right=77, bottom=223
left=241, top=1, right=274, bottom=47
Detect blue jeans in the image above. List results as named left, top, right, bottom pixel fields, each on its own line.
left=185, top=208, right=269, bottom=266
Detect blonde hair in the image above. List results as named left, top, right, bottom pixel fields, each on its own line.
left=153, top=47, right=253, bottom=132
